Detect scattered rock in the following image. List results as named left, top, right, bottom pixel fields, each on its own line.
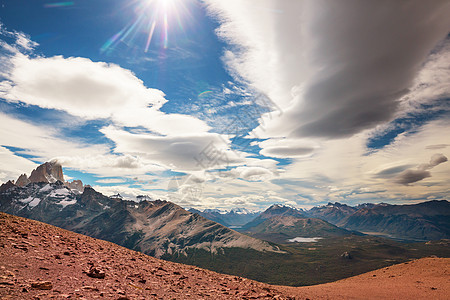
left=31, top=281, right=53, bottom=290
left=86, top=266, right=106, bottom=279
left=341, top=251, right=352, bottom=259
left=82, top=285, right=99, bottom=291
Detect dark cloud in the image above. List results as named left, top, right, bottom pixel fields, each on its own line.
left=418, top=153, right=448, bottom=170
left=429, top=153, right=448, bottom=167
left=375, top=165, right=413, bottom=178
left=290, top=1, right=450, bottom=138
left=394, top=153, right=447, bottom=185
left=394, top=169, right=431, bottom=185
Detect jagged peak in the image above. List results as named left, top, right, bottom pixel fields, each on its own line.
left=268, top=203, right=298, bottom=211
left=110, top=193, right=123, bottom=199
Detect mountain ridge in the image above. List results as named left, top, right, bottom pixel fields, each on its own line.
left=0, top=179, right=281, bottom=258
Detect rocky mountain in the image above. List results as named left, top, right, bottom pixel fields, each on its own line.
left=188, top=207, right=260, bottom=228
left=241, top=204, right=351, bottom=243
left=306, top=202, right=358, bottom=225
left=304, top=201, right=450, bottom=240
left=245, top=215, right=352, bottom=243
left=28, top=160, right=64, bottom=184
left=0, top=162, right=281, bottom=258
left=5, top=160, right=85, bottom=193
left=242, top=204, right=306, bottom=230
left=340, top=200, right=450, bottom=240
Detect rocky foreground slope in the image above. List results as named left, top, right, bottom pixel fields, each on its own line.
left=1, top=212, right=449, bottom=299
left=0, top=212, right=288, bottom=300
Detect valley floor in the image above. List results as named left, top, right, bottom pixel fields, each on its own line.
left=0, top=212, right=448, bottom=299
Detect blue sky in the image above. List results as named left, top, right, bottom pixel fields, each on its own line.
left=0, top=0, right=449, bottom=210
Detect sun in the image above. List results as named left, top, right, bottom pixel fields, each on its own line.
left=101, top=0, right=192, bottom=54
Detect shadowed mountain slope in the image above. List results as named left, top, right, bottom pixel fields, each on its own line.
left=0, top=180, right=281, bottom=258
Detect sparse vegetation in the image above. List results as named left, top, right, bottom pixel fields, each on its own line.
left=164, top=235, right=450, bottom=286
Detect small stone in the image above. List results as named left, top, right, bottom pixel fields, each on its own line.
left=341, top=251, right=352, bottom=259
left=31, top=281, right=53, bottom=290
left=86, top=266, right=106, bottom=279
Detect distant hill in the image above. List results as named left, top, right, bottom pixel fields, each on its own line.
left=188, top=207, right=260, bottom=228
left=340, top=200, right=450, bottom=240
left=242, top=204, right=352, bottom=243
left=306, top=202, right=358, bottom=225
left=242, top=204, right=305, bottom=229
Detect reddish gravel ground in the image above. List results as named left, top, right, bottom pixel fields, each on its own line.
left=1, top=212, right=449, bottom=299
left=281, top=257, right=450, bottom=299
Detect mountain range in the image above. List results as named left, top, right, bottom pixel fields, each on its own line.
left=241, top=204, right=352, bottom=243
left=188, top=207, right=259, bottom=228
left=306, top=201, right=450, bottom=241
left=0, top=161, right=281, bottom=258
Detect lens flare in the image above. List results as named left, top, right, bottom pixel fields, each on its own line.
left=44, top=2, right=74, bottom=8
left=101, top=0, right=192, bottom=54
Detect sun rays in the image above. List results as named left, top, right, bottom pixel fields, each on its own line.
left=101, top=0, right=193, bottom=54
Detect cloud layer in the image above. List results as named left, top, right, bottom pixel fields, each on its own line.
left=206, top=0, right=450, bottom=140
left=0, top=53, right=210, bottom=136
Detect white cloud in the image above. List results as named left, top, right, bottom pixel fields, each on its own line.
left=281, top=119, right=450, bottom=204
left=96, top=178, right=127, bottom=184
left=0, top=112, right=108, bottom=162
left=100, top=125, right=245, bottom=172
left=258, top=138, right=318, bottom=159
left=0, top=112, right=165, bottom=179
left=238, top=166, right=273, bottom=181
left=92, top=184, right=165, bottom=201
left=0, top=53, right=210, bottom=136
left=0, top=146, right=37, bottom=184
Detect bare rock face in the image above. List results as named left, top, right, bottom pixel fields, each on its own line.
left=0, top=180, right=16, bottom=192
left=15, top=174, right=30, bottom=187
left=31, top=281, right=53, bottom=290
left=65, top=180, right=84, bottom=193
left=28, top=161, right=64, bottom=184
